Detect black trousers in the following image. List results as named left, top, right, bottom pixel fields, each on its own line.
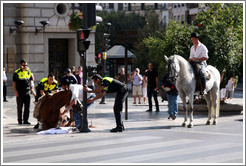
left=3, top=83, right=7, bottom=101
left=16, top=94, right=31, bottom=123
left=113, top=87, right=128, bottom=128
left=147, top=87, right=159, bottom=111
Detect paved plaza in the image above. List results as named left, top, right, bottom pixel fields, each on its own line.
left=1, top=87, right=244, bottom=164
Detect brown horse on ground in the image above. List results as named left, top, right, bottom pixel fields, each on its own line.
left=39, top=90, right=72, bottom=130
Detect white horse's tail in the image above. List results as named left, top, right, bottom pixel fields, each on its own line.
left=216, top=89, right=220, bottom=117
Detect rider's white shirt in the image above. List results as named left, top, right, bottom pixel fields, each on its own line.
left=189, top=41, right=209, bottom=61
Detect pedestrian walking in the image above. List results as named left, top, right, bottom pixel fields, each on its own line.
left=3, top=67, right=8, bottom=102
left=13, top=59, right=34, bottom=125
left=131, top=68, right=143, bottom=104
left=145, top=62, right=159, bottom=112
left=84, top=74, right=128, bottom=132
left=161, top=73, right=179, bottom=120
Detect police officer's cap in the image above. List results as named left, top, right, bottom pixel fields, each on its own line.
left=65, top=68, right=71, bottom=74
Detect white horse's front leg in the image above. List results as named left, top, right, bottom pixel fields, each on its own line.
left=180, top=94, right=187, bottom=127
left=182, top=103, right=188, bottom=127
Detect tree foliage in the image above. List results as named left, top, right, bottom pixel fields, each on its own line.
left=194, top=3, right=243, bottom=81
left=143, top=20, right=194, bottom=77
left=143, top=3, right=243, bottom=81
left=95, top=11, right=145, bottom=54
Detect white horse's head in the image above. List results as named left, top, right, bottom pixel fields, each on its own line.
left=164, top=55, right=180, bottom=82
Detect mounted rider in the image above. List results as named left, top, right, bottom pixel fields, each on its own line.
left=189, top=32, right=209, bottom=94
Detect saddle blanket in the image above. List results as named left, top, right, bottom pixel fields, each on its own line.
left=36, top=127, right=76, bottom=135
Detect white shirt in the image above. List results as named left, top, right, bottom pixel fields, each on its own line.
left=69, top=84, right=94, bottom=103
left=3, top=71, right=7, bottom=81
left=190, top=42, right=209, bottom=61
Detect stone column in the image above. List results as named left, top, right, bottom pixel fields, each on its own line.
left=16, top=3, right=29, bottom=63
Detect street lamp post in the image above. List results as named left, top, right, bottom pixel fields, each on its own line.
left=99, top=22, right=111, bottom=104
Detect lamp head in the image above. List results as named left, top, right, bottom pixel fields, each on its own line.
left=14, top=20, right=24, bottom=28
left=39, top=20, right=50, bottom=27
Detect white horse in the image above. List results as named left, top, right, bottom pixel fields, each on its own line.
left=164, top=55, right=220, bottom=128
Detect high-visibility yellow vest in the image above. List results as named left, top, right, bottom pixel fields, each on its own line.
left=102, top=77, right=113, bottom=91
left=40, top=77, right=58, bottom=92
left=15, top=68, right=32, bottom=80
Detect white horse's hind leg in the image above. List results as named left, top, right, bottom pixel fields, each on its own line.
left=212, top=89, right=220, bottom=125
left=204, top=93, right=212, bottom=125
left=188, top=95, right=194, bottom=128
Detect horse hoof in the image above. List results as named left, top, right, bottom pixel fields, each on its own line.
left=188, top=124, right=193, bottom=128
left=213, top=121, right=217, bottom=125
left=206, top=121, right=210, bottom=125
left=182, top=123, right=187, bottom=127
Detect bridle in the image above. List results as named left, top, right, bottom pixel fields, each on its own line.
left=168, top=58, right=178, bottom=82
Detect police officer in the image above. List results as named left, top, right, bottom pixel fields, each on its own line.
left=35, top=74, right=58, bottom=102
left=84, top=74, right=128, bottom=132
left=59, top=68, right=78, bottom=90
left=13, top=59, right=34, bottom=125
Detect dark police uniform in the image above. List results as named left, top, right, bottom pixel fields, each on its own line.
left=101, top=77, right=128, bottom=130
left=35, top=77, right=58, bottom=102
left=13, top=68, right=33, bottom=124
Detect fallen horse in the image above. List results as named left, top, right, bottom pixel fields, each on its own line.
left=38, top=90, right=72, bottom=130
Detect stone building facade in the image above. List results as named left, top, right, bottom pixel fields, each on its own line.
left=3, top=3, right=96, bottom=88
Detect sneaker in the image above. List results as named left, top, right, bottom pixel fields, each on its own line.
left=146, top=109, right=152, bottom=112
left=138, top=102, right=141, bottom=104
left=3, top=100, right=8, bottom=102
left=171, top=115, right=177, bottom=120
left=156, top=109, right=160, bottom=112
left=133, top=102, right=136, bottom=104
left=110, top=127, right=124, bottom=132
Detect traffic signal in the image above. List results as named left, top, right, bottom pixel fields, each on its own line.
left=77, top=29, right=91, bottom=53
left=103, top=33, right=110, bottom=50
left=95, top=53, right=102, bottom=63
left=78, top=3, right=103, bottom=29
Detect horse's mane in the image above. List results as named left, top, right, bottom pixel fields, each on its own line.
left=173, top=55, right=189, bottom=64
left=173, top=55, right=192, bottom=70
